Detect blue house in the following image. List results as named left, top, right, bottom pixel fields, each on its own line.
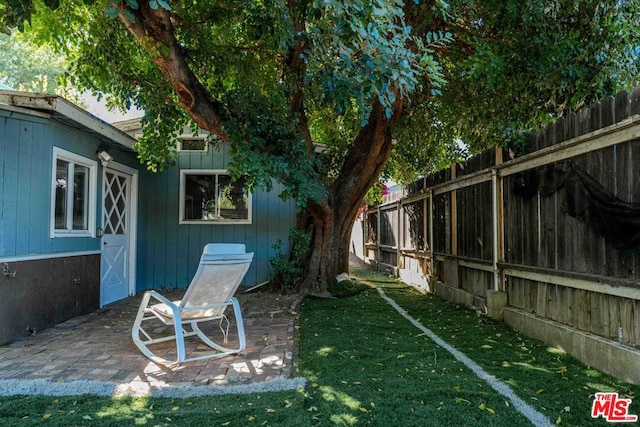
left=0, top=91, right=296, bottom=345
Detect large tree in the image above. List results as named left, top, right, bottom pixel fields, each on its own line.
left=2, top=0, right=638, bottom=295
left=0, top=31, right=82, bottom=102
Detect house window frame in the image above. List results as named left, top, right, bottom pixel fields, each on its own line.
left=50, top=147, right=98, bottom=238
left=179, top=169, right=252, bottom=225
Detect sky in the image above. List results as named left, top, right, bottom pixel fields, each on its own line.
left=0, top=81, right=142, bottom=123
left=82, top=92, right=143, bottom=124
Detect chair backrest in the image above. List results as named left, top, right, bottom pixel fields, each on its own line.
left=179, top=244, right=254, bottom=317
left=203, top=243, right=247, bottom=255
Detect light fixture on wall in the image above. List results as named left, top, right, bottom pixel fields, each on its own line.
left=97, top=150, right=113, bottom=166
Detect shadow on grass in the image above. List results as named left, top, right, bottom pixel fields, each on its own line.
left=298, top=288, right=532, bottom=426
left=353, top=276, right=639, bottom=426
left=1, top=270, right=637, bottom=426
left=0, top=392, right=308, bottom=426
left=349, top=266, right=406, bottom=288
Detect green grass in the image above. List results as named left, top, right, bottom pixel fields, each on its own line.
left=327, top=279, right=369, bottom=298
left=381, top=287, right=637, bottom=426
left=297, top=288, right=530, bottom=426
left=0, top=392, right=308, bottom=426
left=1, top=268, right=638, bottom=426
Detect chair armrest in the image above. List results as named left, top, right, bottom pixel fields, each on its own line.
left=145, top=290, right=182, bottom=320
left=145, top=290, right=176, bottom=306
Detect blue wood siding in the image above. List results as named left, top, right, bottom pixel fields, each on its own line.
left=136, top=143, right=297, bottom=291
left=0, top=115, right=19, bottom=256
left=0, top=117, right=3, bottom=253
left=1, top=109, right=296, bottom=292
left=0, top=111, right=141, bottom=258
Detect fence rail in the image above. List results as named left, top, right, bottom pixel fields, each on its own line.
left=363, top=89, right=640, bottom=355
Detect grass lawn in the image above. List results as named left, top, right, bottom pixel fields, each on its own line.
left=0, top=268, right=638, bottom=426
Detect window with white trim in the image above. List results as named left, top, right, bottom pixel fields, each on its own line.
left=179, top=170, right=252, bottom=224
left=51, top=147, right=97, bottom=237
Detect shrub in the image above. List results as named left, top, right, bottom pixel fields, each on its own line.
left=270, top=228, right=311, bottom=291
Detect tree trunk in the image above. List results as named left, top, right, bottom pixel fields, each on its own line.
left=118, top=9, right=402, bottom=298
left=295, top=100, right=400, bottom=295
left=294, top=198, right=358, bottom=295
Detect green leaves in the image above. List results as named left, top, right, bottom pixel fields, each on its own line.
left=9, top=0, right=638, bottom=213
left=104, top=0, right=170, bottom=23
left=223, top=87, right=325, bottom=208
left=105, top=7, right=119, bottom=17
left=425, top=30, right=452, bottom=47
left=306, top=0, right=452, bottom=125
left=0, top=32, right=76, bottom=98
left=435, top=0, right=640, bottom=154
left=43, top=0, right=60, bottom=10
left=1, top=0, right=36, bottom=32
left=149, top=0, right=170, bottom=10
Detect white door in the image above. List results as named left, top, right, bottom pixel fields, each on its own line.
left=101, top=167, right=132, bottom=306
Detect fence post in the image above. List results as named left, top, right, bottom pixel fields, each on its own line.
left=376, top=204, right=381, bottom=263
left=450, top=164, right=458, bottom=256
left=491, top=148, right=505, bottom=291
left=397, top=199, right=402, bottom=270
left=422, top=179, right=428, bottom=275
left=423, top=179, right=428, bottom=258
left=429, top=189, right=435, bottom=276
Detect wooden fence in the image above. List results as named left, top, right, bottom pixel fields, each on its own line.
left=363, top=88, right=640, bottom=356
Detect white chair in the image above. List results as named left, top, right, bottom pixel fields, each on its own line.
left=131, top=243, right=253, bottom=365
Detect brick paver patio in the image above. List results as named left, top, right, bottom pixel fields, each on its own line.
left=0, top=290, right=301, bottom=396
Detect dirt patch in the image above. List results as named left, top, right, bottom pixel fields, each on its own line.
left=237, top=290, right=300, bottom=320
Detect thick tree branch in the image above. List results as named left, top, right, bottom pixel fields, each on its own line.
left=333, top=91, right=404, bottom=215
left=117, top=6, right=228, bottom=136
left=284, top=0, right=313, bottom=154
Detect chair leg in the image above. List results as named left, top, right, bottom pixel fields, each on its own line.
left=131, top=292, right=185, bottom=366
left=131, top=292, right=152, bottom=351
left=173, top=314, right=187, bottom=363
left=232, top=297, right=247, bottom=351
left=192, top=297, right=246, bottom=355
left=132, top=294, right=247, bottom=365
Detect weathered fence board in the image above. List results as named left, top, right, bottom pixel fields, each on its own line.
left=635, top=300, right=640, bottom=345
left=434, top=193, right=449, bottom=253
left=380, top=207, right=397, bottom=247
left=403, top=200, right=425, bottom=250
left=363, top=89, right=640, bottom=352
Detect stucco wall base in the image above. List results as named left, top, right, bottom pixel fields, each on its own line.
left=434, top=281, right=487, bottom=312
left=504, top=307, right=640, bottom=386
left=398, top=269, right=431, bottom=293
left=0, top=255, right=100, bottom=345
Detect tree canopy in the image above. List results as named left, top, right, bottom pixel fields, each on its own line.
left=0, top=31, right=81, bottom=101
left=388, top=0, right=640, bottom=181
left=3, top=1, right=637, bottom=181
left=2, top=0, right=638, bottom=293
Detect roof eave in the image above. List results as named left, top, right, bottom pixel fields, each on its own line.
left=0, top=91, right=136, bottom=150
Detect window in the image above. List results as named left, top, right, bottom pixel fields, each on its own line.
left=178, top=137, right=207, bottom=152
left=51, top=147, right=97, bottom=237
left=179, top=170, right=252, bottom=224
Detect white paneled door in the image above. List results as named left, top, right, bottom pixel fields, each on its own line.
left=101, top=166, right=133, bottom=306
